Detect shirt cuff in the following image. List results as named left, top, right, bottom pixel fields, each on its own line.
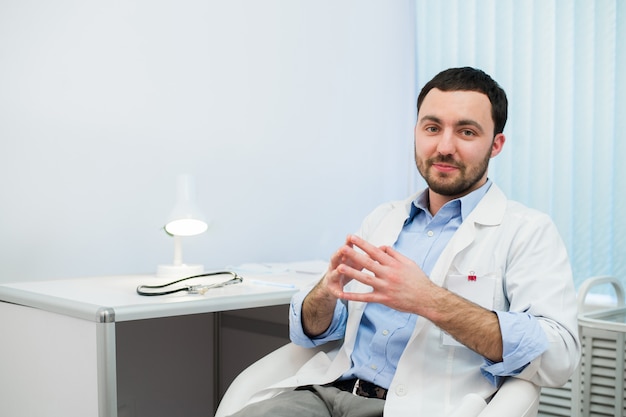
left=288, top=287, right=347, bottom=347
left=480, top=311, right=549, bottom=386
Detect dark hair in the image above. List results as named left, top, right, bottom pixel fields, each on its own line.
left=417, top=67, right=508, bottom=135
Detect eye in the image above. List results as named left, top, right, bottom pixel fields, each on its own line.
left=460, top=129, right=476, bottom=137
left=425, top=125, right=439, bottom=133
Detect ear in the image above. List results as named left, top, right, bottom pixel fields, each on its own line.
left=490, top=133, right=505, bottom=158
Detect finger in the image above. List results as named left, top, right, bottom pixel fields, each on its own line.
left=350, top=235, right=385, bottom=261
left=327, top=250, right=341, bottom=269
left=339, top=290, right=378, bottom=304
left=348, top=235, right=392, bottom=265
left=322, top=266, right=351, bottom=293
left=379, top=245, right=411, bottom=264
left=337, top=263, right=376, bottom=286
left=329, top=240, right=353, bottom=267
left=339, top=245, right=383, bottom=276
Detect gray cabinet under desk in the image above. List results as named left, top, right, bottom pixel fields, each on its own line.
left=114, top=305, right=290, bottom=417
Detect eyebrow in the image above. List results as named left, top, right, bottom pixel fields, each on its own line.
left=418, top=115, right=485, bottom=134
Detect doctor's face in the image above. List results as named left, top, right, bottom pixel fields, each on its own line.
left=414, top=88, right=505, bottom=199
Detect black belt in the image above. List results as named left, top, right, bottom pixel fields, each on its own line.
left=331, top=378, right=388, bottom=400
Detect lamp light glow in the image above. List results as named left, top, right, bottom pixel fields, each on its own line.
left=164, top=219, right=208, bottom=237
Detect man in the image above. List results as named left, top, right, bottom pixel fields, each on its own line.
left=230, top=67, right=580, bottom=416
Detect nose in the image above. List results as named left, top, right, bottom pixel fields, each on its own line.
left=436, top=128, right=456, bottom=156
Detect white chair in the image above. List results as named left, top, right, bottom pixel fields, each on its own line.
left=215, top=342, right=540, bottom=417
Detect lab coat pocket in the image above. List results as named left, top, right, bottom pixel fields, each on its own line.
left=441, top=272, right=497, bottom=347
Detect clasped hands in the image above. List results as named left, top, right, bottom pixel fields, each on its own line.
left=322, top=234, right=441, bottom=316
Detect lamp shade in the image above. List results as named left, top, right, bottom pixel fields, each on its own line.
left=164, top=174, right=209, bottom=236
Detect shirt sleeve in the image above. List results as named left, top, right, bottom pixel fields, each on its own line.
left=480, top=311, right=549, bottom=386
left=288, top=286, right=348, bottom=347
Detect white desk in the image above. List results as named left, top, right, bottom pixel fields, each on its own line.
left=0, top=266, right=323, bottom=417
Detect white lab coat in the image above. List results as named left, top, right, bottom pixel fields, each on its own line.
left=250, top=184, right=580, bottom=416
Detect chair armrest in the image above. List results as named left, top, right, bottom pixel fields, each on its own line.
left=478, top=378, right=540, bottom=417
left=447, top=377, right=540, bottom=417
left=215, top=342, right=338, bottom=417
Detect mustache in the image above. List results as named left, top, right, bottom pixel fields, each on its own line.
left=428, top=155, right=462, bottom=168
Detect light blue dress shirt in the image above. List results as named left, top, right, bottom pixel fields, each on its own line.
left=290, top=180, right=549, bottom=388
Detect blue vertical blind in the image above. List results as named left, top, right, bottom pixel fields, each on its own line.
left=414, top=0, right=626, bottom=287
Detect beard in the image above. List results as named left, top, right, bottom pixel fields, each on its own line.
left=415, top=151, right=491, bottom=197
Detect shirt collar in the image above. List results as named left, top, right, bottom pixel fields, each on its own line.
left=409, top=179, right=493, bottom=222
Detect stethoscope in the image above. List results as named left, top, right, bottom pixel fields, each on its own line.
left=136, top=271, right=243, bottom=296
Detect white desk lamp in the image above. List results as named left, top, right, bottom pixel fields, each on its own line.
left=157, top=174, right=209, bottom=278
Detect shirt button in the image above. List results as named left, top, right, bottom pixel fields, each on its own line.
left=427, top=230, right=434, bottom=237
left=370, top=364, right=378, bottom=370
left=395, top=384, right=408, bottom=396
left=382, top=330, right=389, bottom=336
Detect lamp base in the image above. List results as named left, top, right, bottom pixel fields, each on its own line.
left=156, top=264, right=204, bottom=279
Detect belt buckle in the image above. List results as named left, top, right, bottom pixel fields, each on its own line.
left=352, top=379, right=361, bottom=396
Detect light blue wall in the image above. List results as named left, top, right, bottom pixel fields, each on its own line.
left=0, top=1, right=417, bottom=282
